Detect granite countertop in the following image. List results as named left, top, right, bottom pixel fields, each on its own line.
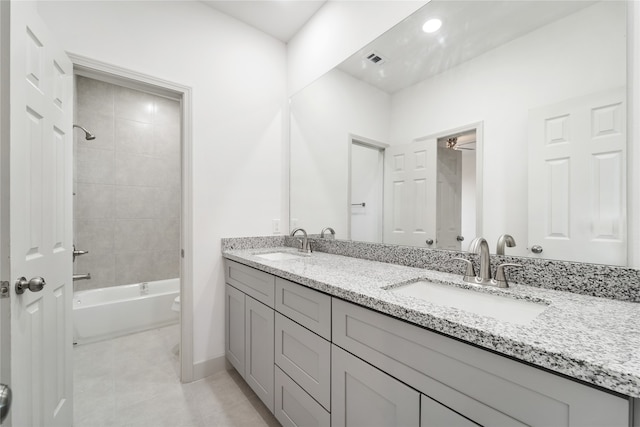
left=222, top=246, right=640, bottom=398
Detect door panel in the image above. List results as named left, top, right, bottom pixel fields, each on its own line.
left=9, top=3, right=73, bottom=426
left=384, top=139, right=437, bottom=247
left=528, top=87, right=626, bottom=265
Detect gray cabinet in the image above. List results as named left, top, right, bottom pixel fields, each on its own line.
left=331, top=345, right=420, bottom=427
left=225, top=284, right=245, bottom=376
left=275, top=313, right=331, bottom=410
left=245, top=294, right=274, bottom=412
left=225, top=259, right=275, bottom=307
left=225, top=283, right=275, bottom=413
left=332, top=298, right=629, bottom=427
left=275, top=366, right=330, bottom=427
left=275, top=277, right=332, bottom=340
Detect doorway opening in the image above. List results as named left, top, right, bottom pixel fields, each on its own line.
left=70, top=54, right=194, bottom=384
left=348, top=135, right=388, bottom=243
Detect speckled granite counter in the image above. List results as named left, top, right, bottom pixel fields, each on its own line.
left=223, top=246, right=640, bottom=398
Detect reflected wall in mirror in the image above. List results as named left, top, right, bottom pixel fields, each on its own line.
left=290, top=0, right=628, bottom=265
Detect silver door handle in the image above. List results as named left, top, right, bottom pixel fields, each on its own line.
left=0, top=383, right=11, bottom=423
left=531, top=245, right=543, bottom=254
left=426, top=239, right=434, bottom=245
left=73, top=273, right=91, bottom=281
left=15, top=276, right=46, bottom=294
left=456, top=235, right=464, bottom=242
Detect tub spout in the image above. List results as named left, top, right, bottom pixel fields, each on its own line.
left=73, top=273, right=91, bottom=281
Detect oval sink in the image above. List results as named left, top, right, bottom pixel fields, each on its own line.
left=255, top=251, right=305, bottom=261
left=390, top=281, right=548, bottom=325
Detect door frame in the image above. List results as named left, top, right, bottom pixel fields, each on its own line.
left=68, top=53, right=195, bottom=383
left=0, top=1, right=9, bottom=423
left=414, top=122, right=484, bottom=240
left=347, top=134, right=388, bottom=241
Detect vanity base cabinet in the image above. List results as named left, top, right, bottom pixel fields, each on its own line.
left=275, top=366, right=330, bottom=427
left=225, top=284, right=275, bottom=413
left=332, top=345, right=420, bottom=427
left=332, top=298, right=629, bottom=427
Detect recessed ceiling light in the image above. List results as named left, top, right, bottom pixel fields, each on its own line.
left=422, top=18, right=442, bottom=33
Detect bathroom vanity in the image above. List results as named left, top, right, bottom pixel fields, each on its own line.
left=222, top=241, right=640, bottom=427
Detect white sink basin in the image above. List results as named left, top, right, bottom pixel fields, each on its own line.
left=390, top=281, right=548, bottom=325
left=255, top=252, right=305, bottom=261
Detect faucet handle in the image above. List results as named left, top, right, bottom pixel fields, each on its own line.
left=453, top=258, right=476, bottom=282
left=495, top=263, right=522, bottom=288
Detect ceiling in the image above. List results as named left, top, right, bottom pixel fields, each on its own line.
left=338, top=0, right=596, bottom=93
left=201, top=0, right=327, bottom=42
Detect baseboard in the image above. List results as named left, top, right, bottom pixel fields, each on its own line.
left=192, top=355, right=227, bottom=381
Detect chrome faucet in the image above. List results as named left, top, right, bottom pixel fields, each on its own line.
left=290, top=228, right=311, bottom=253
left=468, top=237, right=492, bottom=283
left=320, top=227, right=335, bottom=239
left=462, top=236, right=522, bottom=288
left=496, top=234, right=516, bottom=255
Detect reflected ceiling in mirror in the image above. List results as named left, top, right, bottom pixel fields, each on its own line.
left=289, top=0, right=628, bottom=266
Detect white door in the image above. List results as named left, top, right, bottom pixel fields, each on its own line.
left=8, top=2, right=74, bottom=426
left=436, top=145, right=462, bottom=250
left=383, top=139, right=437, bottom=247
left=528, top=87, right=626, bottom=265
left=350, top=143, right=383, bottom=243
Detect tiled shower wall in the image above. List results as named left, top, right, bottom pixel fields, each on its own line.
left=73, top=76, right=180, bottom=291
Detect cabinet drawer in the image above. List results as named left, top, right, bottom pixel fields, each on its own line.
left=275, top=277, right=331, bottom=339
left=332, top=298, right=629, bottom=427
left=275, top=366, right=330, bottom=427
left=275, top=313, right=331, bottom=410
left=225, top=260, right=275, bottom=307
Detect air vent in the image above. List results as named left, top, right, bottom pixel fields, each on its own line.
left=365, top=50, right=386, bottom=65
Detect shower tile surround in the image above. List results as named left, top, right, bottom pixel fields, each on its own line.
left=74, top=76, right=180, bottom=291
left=222, top=236, right=640, bottom=397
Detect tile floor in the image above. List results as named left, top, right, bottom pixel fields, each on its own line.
left=73, top=324, right=280, bottom=427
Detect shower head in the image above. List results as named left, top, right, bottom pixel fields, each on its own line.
left=73, top=124, right=96, bottom=141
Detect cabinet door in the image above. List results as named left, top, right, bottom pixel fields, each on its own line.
left=245, top=295, right=275, bottom=412
left=422, top=395, right=479, bottom=427
left=225, top=284, right=245, bottom=377
left=332, top=345, right=419, bottom=427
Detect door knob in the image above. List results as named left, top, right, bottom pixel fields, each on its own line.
left=15, top=276, right=46, bottom=295
left=456, top=235, right=464, bottom=242
left=530, top=245, right=543, bottom=254
left=426, top=239, right=434, bottom=245
left=0, top=383, right=11, bottom=423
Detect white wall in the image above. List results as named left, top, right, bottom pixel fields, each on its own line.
left=290, top=68, right=390, bottom=237
left=37, top=0, right=287, bottom=371
left=287, top=0, right=427, bottom=96
left=389, top=1, right=626, bottom=256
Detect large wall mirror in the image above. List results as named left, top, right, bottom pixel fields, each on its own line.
left=290, top=0, right=629, bottom=266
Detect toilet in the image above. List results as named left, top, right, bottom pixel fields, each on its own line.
left=171, top=295, right=180, bottom=313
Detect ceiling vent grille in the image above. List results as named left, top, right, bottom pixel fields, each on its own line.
left=365, top=50, right=386, bottom=65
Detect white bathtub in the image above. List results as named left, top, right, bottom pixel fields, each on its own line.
left=73, top=278, right=180, bottom=345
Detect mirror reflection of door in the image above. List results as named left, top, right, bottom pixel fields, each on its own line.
left=383, top=128, right=477, bottom=249
left=350, top=139, right=385, bottom=243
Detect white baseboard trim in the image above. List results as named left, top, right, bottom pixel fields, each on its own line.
left=191, top=355, right=228, bottom=382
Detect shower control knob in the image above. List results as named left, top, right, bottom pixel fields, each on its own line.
left=15, top=276, right=46, bottom=295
